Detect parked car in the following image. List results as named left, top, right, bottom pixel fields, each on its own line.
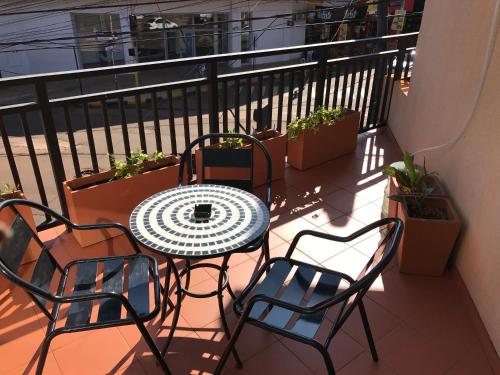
left=145, top=17, right=178, bottom=31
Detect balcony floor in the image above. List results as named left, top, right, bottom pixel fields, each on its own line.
left=1, top=128, right=498, bottom=375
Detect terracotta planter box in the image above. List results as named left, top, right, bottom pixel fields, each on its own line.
left=0, top=191, right=38, bottom=265
left=286, top=110, right=360, bottom=170
left=195, top=130, right=286, bottom=188
left=63, top=155, right=180, bottom=247
left=388, top=175, right=447, bottom=218
left=396, top=196, right=461, bottom=276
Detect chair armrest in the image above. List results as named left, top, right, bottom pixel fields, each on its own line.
left=286, top=219, right=396, bottom=258
left=71, top=222, right=141, bottom=254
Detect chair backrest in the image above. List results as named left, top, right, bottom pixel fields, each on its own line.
left=333, top=218, right=403, bottom=330
left=179, top=133, right=272, bottom=208
left=0, top=199, right=64, bottom=318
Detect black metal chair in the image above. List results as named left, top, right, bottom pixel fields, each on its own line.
left=178, top=132, right=272, bottom=261
left=214, top=218, right=404, bottom=375
left=0, top=199, right=171, bottom=375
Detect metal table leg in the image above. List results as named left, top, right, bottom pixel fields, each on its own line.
left=161, top=257, right=182, bottom=356
left=218, top=255, right=243, bottom=368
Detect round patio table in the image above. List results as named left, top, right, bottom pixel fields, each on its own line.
left=130, top=184, right=270, bottom=362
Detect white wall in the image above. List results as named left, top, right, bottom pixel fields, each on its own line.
left=388, top=0, right=500, bottom=355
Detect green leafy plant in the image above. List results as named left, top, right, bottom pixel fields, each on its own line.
left=287, top=106, right=348, bottom=140
left=0, top=183, right=16, bottom=195
left=383, top=151, right=432, bottom=194
left=220, top=130, right=244, bottom=149
left=384, top=151, right=445, bottom=219
left=109, top=150, right=165, bottom=181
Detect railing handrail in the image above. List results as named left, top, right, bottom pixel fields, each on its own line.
left=0, top=32, right=418, bottom=86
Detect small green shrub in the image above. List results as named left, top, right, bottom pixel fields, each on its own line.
left=287, top=106, right=349, bottom=140
left=0, top=183, right=16, bottom=195
left=109, top=150, right=165, bottom=181
left=383, top=151, right=444, bottom=219
left=220, top=130, right=244, bottom=149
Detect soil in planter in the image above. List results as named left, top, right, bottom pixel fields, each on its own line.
left=406, top=199, right=449, bottom=220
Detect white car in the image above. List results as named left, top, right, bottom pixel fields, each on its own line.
left=145, top=17, right=178, bottom=30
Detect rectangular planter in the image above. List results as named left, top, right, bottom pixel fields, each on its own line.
left=396, top=196, right=461, bottom=276
left=63, top=155, right=180, bottom=247
left=388, top=175, right=447, bottom=218
left=195, top=130, right=286, bottom=188
left=0, top=191, right=38, bottom=265
left=286, top=110, right=360, bottom=170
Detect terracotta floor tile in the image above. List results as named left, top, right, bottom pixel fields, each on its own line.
left=52, top=328, right=137, bottom=375
left=321, top=248, right=369, bottom=280
left=1, top=352, right=62, bottom=375
left=294, top=228, right=349, bottom=264
left=280, top=328, right=364, bottom=374
left=344, top=178, right=388, bottom=203
left=293, top=199, right=345, bottom=227
left=348, top=203, right=383, bottom=225
left=339, top=298, right=401, bottom=347
left=177, top=277, right=231, bottom=328
left=320, top=215, right=367, bottom=245
left=195, top=315, right=280, bottom=374
left=351, top=229, right=389, bottom=258
left=255, top=180, right=308, bottom=216
left=445, top=344, right=495, bottom=375
left=324, top=189, right=371, bottom=214
left=224, top=340, right=313, bottom=375
left=337, top=352, right=396, bottom=375
left=270, top=213, right=317, bottom=242
left=377, top=323, right=462, bottom=375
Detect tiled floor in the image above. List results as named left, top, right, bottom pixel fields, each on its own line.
left=1, top=128, right=499, bottom=374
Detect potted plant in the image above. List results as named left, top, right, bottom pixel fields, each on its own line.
left=195, top=130, right=286, bottom=187
left=286, top=106, right=360, bottom=170
left=385, top=154, right=461, bottom=276
left=63, top=151, right=180, bottom=247
left=383, top=151, right=447, bottom=217
left=0, top=183, right=38, bottom=264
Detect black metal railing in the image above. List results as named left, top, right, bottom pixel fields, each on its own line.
left=0, top=32, right=418, bottom=227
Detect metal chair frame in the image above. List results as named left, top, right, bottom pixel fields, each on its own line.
left=0, top=199, right=171, bottom=375
left=214, top=218, right=403, bottom=375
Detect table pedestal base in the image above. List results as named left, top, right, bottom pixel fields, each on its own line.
left=160, top=255, right=242, bottom=368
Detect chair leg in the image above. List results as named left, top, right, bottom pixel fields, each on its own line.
left=263, top=233, right=270, bottom=263
left=36, top=332, right=55, bottom=375
left=214, top=315, right=247, bottom=375
left=318, top=345, right=336, bottom=375
left=161, top=262, right=172, bottom=320
left=134, top=319, right=172, bottom=375
left=358, top=300, right=378, bottom=361
left=218, top=255, right=242, bottom=368
left=162, top=258, right=182, bottom=356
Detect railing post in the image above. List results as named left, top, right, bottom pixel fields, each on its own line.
left=393, top=37, right=410, bottom=82
left=207, top=61, right=219, bottom=138
left=35, top=80, right=68, bottom=216
left=314, top=46, right=328, bottom=110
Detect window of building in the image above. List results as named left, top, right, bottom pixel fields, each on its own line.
left=130, top=13, right=229, bottom=63
left=72, top=13, right=125, bottom=68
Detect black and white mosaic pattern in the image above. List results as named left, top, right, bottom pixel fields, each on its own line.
left=130, top=185, right=270, bottom=258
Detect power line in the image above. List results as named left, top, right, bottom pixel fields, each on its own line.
left=0, top=3, right=399, bottom=47
left=0, top=15, right=415, bottom=53
left=0, top=0, right=204, bottom=16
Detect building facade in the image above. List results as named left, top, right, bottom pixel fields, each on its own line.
left=0, top=0, right=311, bottom=76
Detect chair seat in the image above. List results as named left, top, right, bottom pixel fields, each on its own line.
left=61, top=255, right=154, bottom=328
left=246, top=259, right=348, bottom=340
